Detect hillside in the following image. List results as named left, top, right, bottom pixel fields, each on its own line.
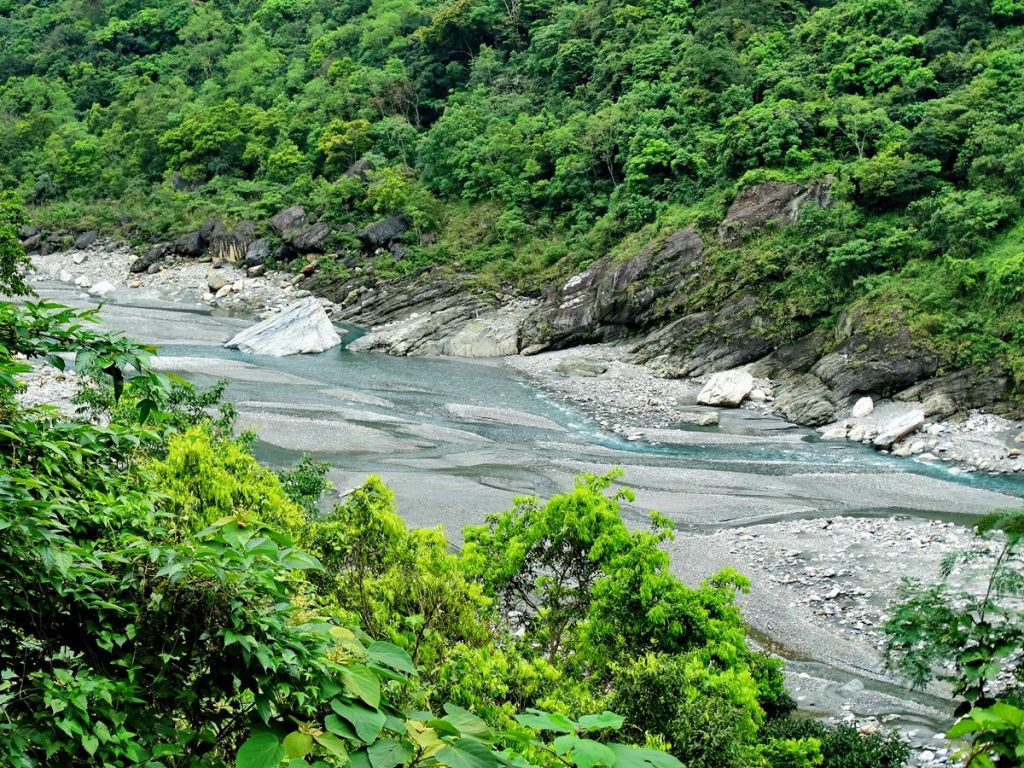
left=3, top=0, right=1024, bottom=401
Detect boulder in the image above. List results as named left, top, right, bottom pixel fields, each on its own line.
left=207, top=272, right=229, bottom=293
left=717, top=177, right=833, bottom=246
left=697, top=369, right=754, bottom=407
left=358, top=215, right=412, bottom=249
left=199, top=219, right=224, bottom=241
left=247, top=264, right=267, bottom=278
left=289, top=222, right=331, bottom=253
left=773, top=374, right=837, bottom=426
left=554, top=357, right=608, bottom=377
left=344, top=157, right=374, bottom=181
left=819, top=422, right=850, bottom=440
left=73, top=230, right=98, bottom=249
left=22, top=233, right=42, bottom=252
left=224, top=297, right=342, bottom=356
left=244, top=238, right=271, bottom=267
left=208, top=221, right=254, bottom=263
left=88, top=280, right=116, bottom=297
left=851, top=396, right=874, bottom=418
left=897, top=366, right=1011, bottom=415
left=677, top=410, right=720, bottom=427
left=269, top=206, right=307, bottom=237
left=922, top=392, right=957, bottom=420
left=72, top=252, right=87, bottom=265
left=873, top=409, right=925, bottom=448
left=173, top=230, right=205, bottom=257
left=440, top=314, right=522, bottom=357
left=19, top=225, right=40, bottom=240
left=130, top=242, right=171, bottom=274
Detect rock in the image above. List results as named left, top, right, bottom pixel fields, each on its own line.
left=131, top=242, right=170, bottom=274
left=697, top=369, right=754, bottom=407
left=57, top=269, right=73, bottom=283
left=215, top=284, right=233, bottom=299
left=247, top=264, right=267, bottom=278
left=199, top=218, right=224, bottom=241
left=523, top=228, right=706, bottom=350
left=224, top=297, right=342, bottom=356
left=358, top=215, right=412, bottom=249
left=74, top=275, right=91, bottom=288
left=554, top=357, right=608, bottom=377
left=747, top=388, right=767, bottom=402
left=301, top=260, right=319, bottom=277
left=129, top=280, right=141, bottom=289
left=244, top=238, right=270, bottom=267
left=1016, top=432, right=1024, bottom=443
left=73, top=230, right=98, bottom=249
left=819, top=422, right=849, bottom=440
left=269, top=206, right=308, bottom=237
left=207, top=272, right=230, bottom=292
left=344, top=157, right=373, bottom=181
left=717, top=177, right=834, bottom=246
left=173, top=230, right=205, bottom=257
left=851, top=396, right=874, bottom=418
left=677, top=410, right=719, bottom=426
left=22, top=233, right=42, bottom=252
left=72, top=252, right=88, bottom=265
left=773, top=374, right=837, bottom=426
left=922, top=392, right=957, bottom=420
left=146, top=263, right=162, bottom=275
left=19, top=225, right=40, bottom=240
left=873, top=409, right=925, bottom=448
left=289, top=222, right=331, bottom=253
left=208, top=220, right=255, bottom=263
left=898, top=366, right=1011, bottom=415
left=440, top=314, right=523, bottom=357
left=88, top=280, right=115, bottom=297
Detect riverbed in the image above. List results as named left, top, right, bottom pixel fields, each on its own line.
left=35, top=279, right=1024, bottom=765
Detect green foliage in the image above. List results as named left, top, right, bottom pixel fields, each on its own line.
left=760, top=719, right=908, bottom=768
left=884, top=509, right=1024, bottom=767
left=277, top=453, right=333, bottom=513
left=0, top=191, right=30, bottom=295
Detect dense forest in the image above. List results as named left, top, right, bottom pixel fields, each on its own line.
left=2, top=0, right=1024, bottom=377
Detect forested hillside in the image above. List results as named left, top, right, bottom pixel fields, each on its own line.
left=2, top=0, right=1024, bottom=376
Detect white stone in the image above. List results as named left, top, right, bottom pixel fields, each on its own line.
left=57, top=269, right=74, bottom=283
left=224, top=297, right=342, bottom=356
left=215, top=284, right=233, bottom=298
left=851, top=396, right=874, bottom=418
left=873, top=409, right=925, bottom=448
left=72, top=252, right=87, bottom=265
left=697, top=369, right=754, bottom=407
left=747, top=388, right=767, bottom=402
left=88, top=280, right=116, bottom=297
left=819, top=422, right=849, bottom=441
left=74, top=274, right=91, bottom=288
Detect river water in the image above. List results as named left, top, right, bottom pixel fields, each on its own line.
left=42, top=282, right=1024, bottom=742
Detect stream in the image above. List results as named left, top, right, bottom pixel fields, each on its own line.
left=41, top=281, right=1024, bottom=753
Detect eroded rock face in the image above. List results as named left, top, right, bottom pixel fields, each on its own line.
left=717, top=176, right=833, bottom=246
left=244, top=238, right=270, bottom=267
left=811, top=326, right=938, bottom=399
left=224, top=297, right=341, bottom=356
left=772, top=374, right=837, bottom=426
left=521, top=228, right=706, bottom=350
left=897, top=366, right=1012, bottom=416
left=270, top=206, right=308, bottom=237
left=358, top=215, right=411, bottom=249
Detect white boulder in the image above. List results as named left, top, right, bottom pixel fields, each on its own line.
left=88, top=280, right=116, bottom=297
left=224, top=297, right=342, bottom=357
left=873, top=409, right=925, bottom=448
left=697, top=369, right=754, bottom=407
left=851, top=396, right=874, bottom=418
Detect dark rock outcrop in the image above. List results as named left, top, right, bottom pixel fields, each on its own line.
left=270, top=206, right=307, bottom=237
left=897, top=366, right=1014, bottom=415
left=344, top=158, right=373, bottom=181
left=209, top=220, right=256, bottom=263
left=244, top=238, right=271, bottom=267
left=20, top=225, right=40, bottom=240
left=358, top=215, right=411, bottom=249
left=717, top=176, right=833, bottom=246
left=289, top=222, right=331, bottom=253
left=73, top=230, right=98, bottom=249
left=22, top=233, right=41, bottom=253
left=772, top=374, right=837, bottom=426
left=131, top=242, right=171, bottom=274
left=173, top=230, right=205, bottom=257
left=521, top=228, right=706, bottom=350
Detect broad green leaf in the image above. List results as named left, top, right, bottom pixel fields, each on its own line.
left=442, top=705, right=492, bottom=741
left=82, top=734, right=99, bottom=756
left=284, top=731, right=314, bottom=759
left=332, top=699, right=386, bottom=743
left=606, top=744, right=682, bottom=768
left=325, top=714, right=358, bottom=741
left=553, top=736, right=615, bottom=768
left=576, top=713, right=624, bottom=732
left=237, top=731, right=286, bottom=768
left=514, top=709, right=575, bottom=734
left=368, top=738, right=413, bottom=768
left=368, top=641, right=417, bottom=676
left=350, top=749, right=372, bottom=768
left=342, top=665, right=381, bottom=709
left=437, top=738, right=498, bottom=768
left=314, top=732, right=349, bottom=759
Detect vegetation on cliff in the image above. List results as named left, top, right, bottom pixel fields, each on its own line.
left=2, top=0, right=1024, bottom=378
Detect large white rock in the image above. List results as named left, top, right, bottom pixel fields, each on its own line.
left=872, top=409, right=925, bottom=448
left=851, top=396, right=874, bottom=418
left=88, top=280, right=116, bottom=297
left=697, top=369, right=754, bottom=407
left=224, top=298, right=341, bottom=357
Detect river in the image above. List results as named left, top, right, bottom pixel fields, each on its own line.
left=41, top=281, right=1024, bottom=752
